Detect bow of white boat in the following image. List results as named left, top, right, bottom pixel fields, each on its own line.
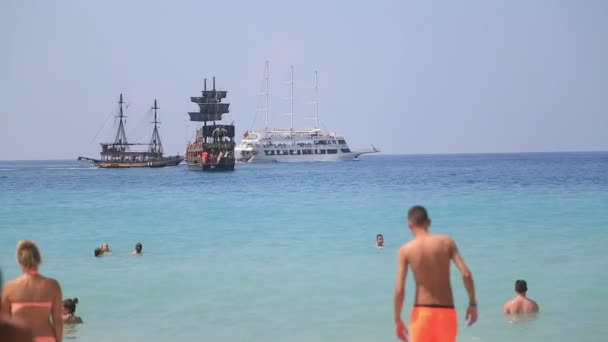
left=352, top=145, right=380, bottom=158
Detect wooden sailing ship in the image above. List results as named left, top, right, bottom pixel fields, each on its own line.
left=78, top=94, right=183, bottom=168
left=185, top=77, right=236, bottom=171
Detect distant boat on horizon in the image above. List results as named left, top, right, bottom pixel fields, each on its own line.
left=235, top=62, right=378, bottom=163
left=184, top=77, right=236, bottom=171
left=78, top=94, right=183, bottom=168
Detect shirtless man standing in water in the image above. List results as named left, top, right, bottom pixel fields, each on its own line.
left=394, top=206, right=478, bottom=341
left=503, top=280, right=539, bottom=314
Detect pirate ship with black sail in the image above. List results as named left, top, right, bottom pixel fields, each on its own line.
left=78, top=94, right=183, bottom=168
left=185, top=77, right=236, bottom=171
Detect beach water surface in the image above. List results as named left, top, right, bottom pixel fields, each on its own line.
left=1, top=153, right=607, bottom=341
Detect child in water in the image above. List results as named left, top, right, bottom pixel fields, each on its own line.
left=62, top=298, right=83, bottom=324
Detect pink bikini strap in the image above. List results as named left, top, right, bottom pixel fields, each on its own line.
left=24, top=269, right=39, bottom=276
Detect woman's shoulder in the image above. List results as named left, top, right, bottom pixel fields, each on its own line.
left=1, top=279, right=14, bottom=296
left=41, top=276, right=60, bottom=285
left=1, top=277, right=22, bottom=294
left=38, top=276, right=61, bottom=291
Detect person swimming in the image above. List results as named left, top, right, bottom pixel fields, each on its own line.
left=394, top=206, right=478, bottom=342
left=94, top=248, right=103, bottom=257
left=131, top=243, right=143, bottom=255
left=376, top=234, right=384, bottom=248
left=1, top=240, right=64, bottom=342
left=62, top=298, right=82, bottom=324
left=503, top=280, right=539, bottom=314
left=100, top=243, right=110, bottom=253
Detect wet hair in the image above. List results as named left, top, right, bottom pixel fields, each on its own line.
left=408, top=205, right=430, bottom=226
left=94, top=248, right=102, bottom=257
left=135, top=243, right=143, bottom=252
left=63, top=298, right=79, bottom=314
left=16, top=240, right=42, bottom=269
left=515, top=280, right=528, bottom=294
left=376, top=234, right=383, bottom=239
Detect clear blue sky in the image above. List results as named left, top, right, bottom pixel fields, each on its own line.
left=1, top=0, right=606, bottom=160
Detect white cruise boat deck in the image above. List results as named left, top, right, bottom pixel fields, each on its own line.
left=236, top=128, right=377, bottom=163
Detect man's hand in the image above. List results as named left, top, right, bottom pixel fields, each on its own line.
left=395, top=319, right=408, bottom=341
left=466, top=304, right=478, bottom=326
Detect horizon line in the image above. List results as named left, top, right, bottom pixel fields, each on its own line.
left=1, top=150, right=607, bottom=162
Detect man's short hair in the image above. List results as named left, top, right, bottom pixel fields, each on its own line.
left=408, top=205, right=430, bottom=226
left=515, top=280, right=528, bottom=294
left=376, top=234, right=383, bottom=239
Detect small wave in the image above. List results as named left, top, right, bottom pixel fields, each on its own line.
left=0, top=168, right=15, bottom=171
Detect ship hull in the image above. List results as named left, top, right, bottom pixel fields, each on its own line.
left=235, top=128, right=378, bottom=164
left=186, top=161, right=235, bottom=171
left=79, top=156, right=183, bottom=168
left=235, top=147, right=378, bottom=163
left=243, top=151, right=375, bottom=163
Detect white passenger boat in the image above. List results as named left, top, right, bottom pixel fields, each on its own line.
left=236, top=62, right=378, bottom=163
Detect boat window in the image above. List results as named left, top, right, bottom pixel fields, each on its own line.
left=277, top=150, right=289, bottom=155
left=341, top=148, right=351, bottom=153
left=289, top=150, right=301, bottom=155
left=315, top=149, right=327, bottom=154
left=327, top=149, right=338, bottom=154
left=338, top=140, right=347, bottom=144
left=264, top=150, right=275, bottom=156
left=302, top=149, right=313, bottom=155
left=315, top=140, right=328, bottom=145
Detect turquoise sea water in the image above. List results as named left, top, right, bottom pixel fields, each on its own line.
left=1, top=153, right=607, bottom=342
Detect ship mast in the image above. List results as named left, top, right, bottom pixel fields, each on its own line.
left=149, top=99, right=163, bottom=155
left=289, top=66, right=294, bottom=131
left=114, top=94, right=128, bottom=149
left=264, top=61, right=270, bottom=130
left=314, top=71, right=319, bottom=129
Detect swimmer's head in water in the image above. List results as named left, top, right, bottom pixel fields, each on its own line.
left=94, top=248, right=102, bottom=257
left=407, top=205, right=431, bottom=229
left=376, top=234, right=384, bottom=246
left=515, top=280, right=528, bottom=294
left=63, top=298, right=79, bottom=315
left=100, top=243, right=110, bottom=252
left=135, top=242, right=143, bottom=254
left=16, top=240, right=42, bottom=270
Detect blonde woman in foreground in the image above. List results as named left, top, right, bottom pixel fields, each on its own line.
left=1, top=240, right=63, bottom=342
left=1, top=268, right=33, bottom=342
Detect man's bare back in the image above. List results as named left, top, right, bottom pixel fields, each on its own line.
left=402, top=234, right=456, bottom=306
left=503, top=280, right=539, bottom=314
left=504, top=297, right=539, bottom=314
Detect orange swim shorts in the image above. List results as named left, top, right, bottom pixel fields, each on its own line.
left=410, top=305, right=457, bottom=342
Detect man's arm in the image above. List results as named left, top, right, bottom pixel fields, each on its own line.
left=394, top=246, right=408, bottom=323
left=450, top=238, right=476, bottom=304
left=450, top=238, right=478, bottom=326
